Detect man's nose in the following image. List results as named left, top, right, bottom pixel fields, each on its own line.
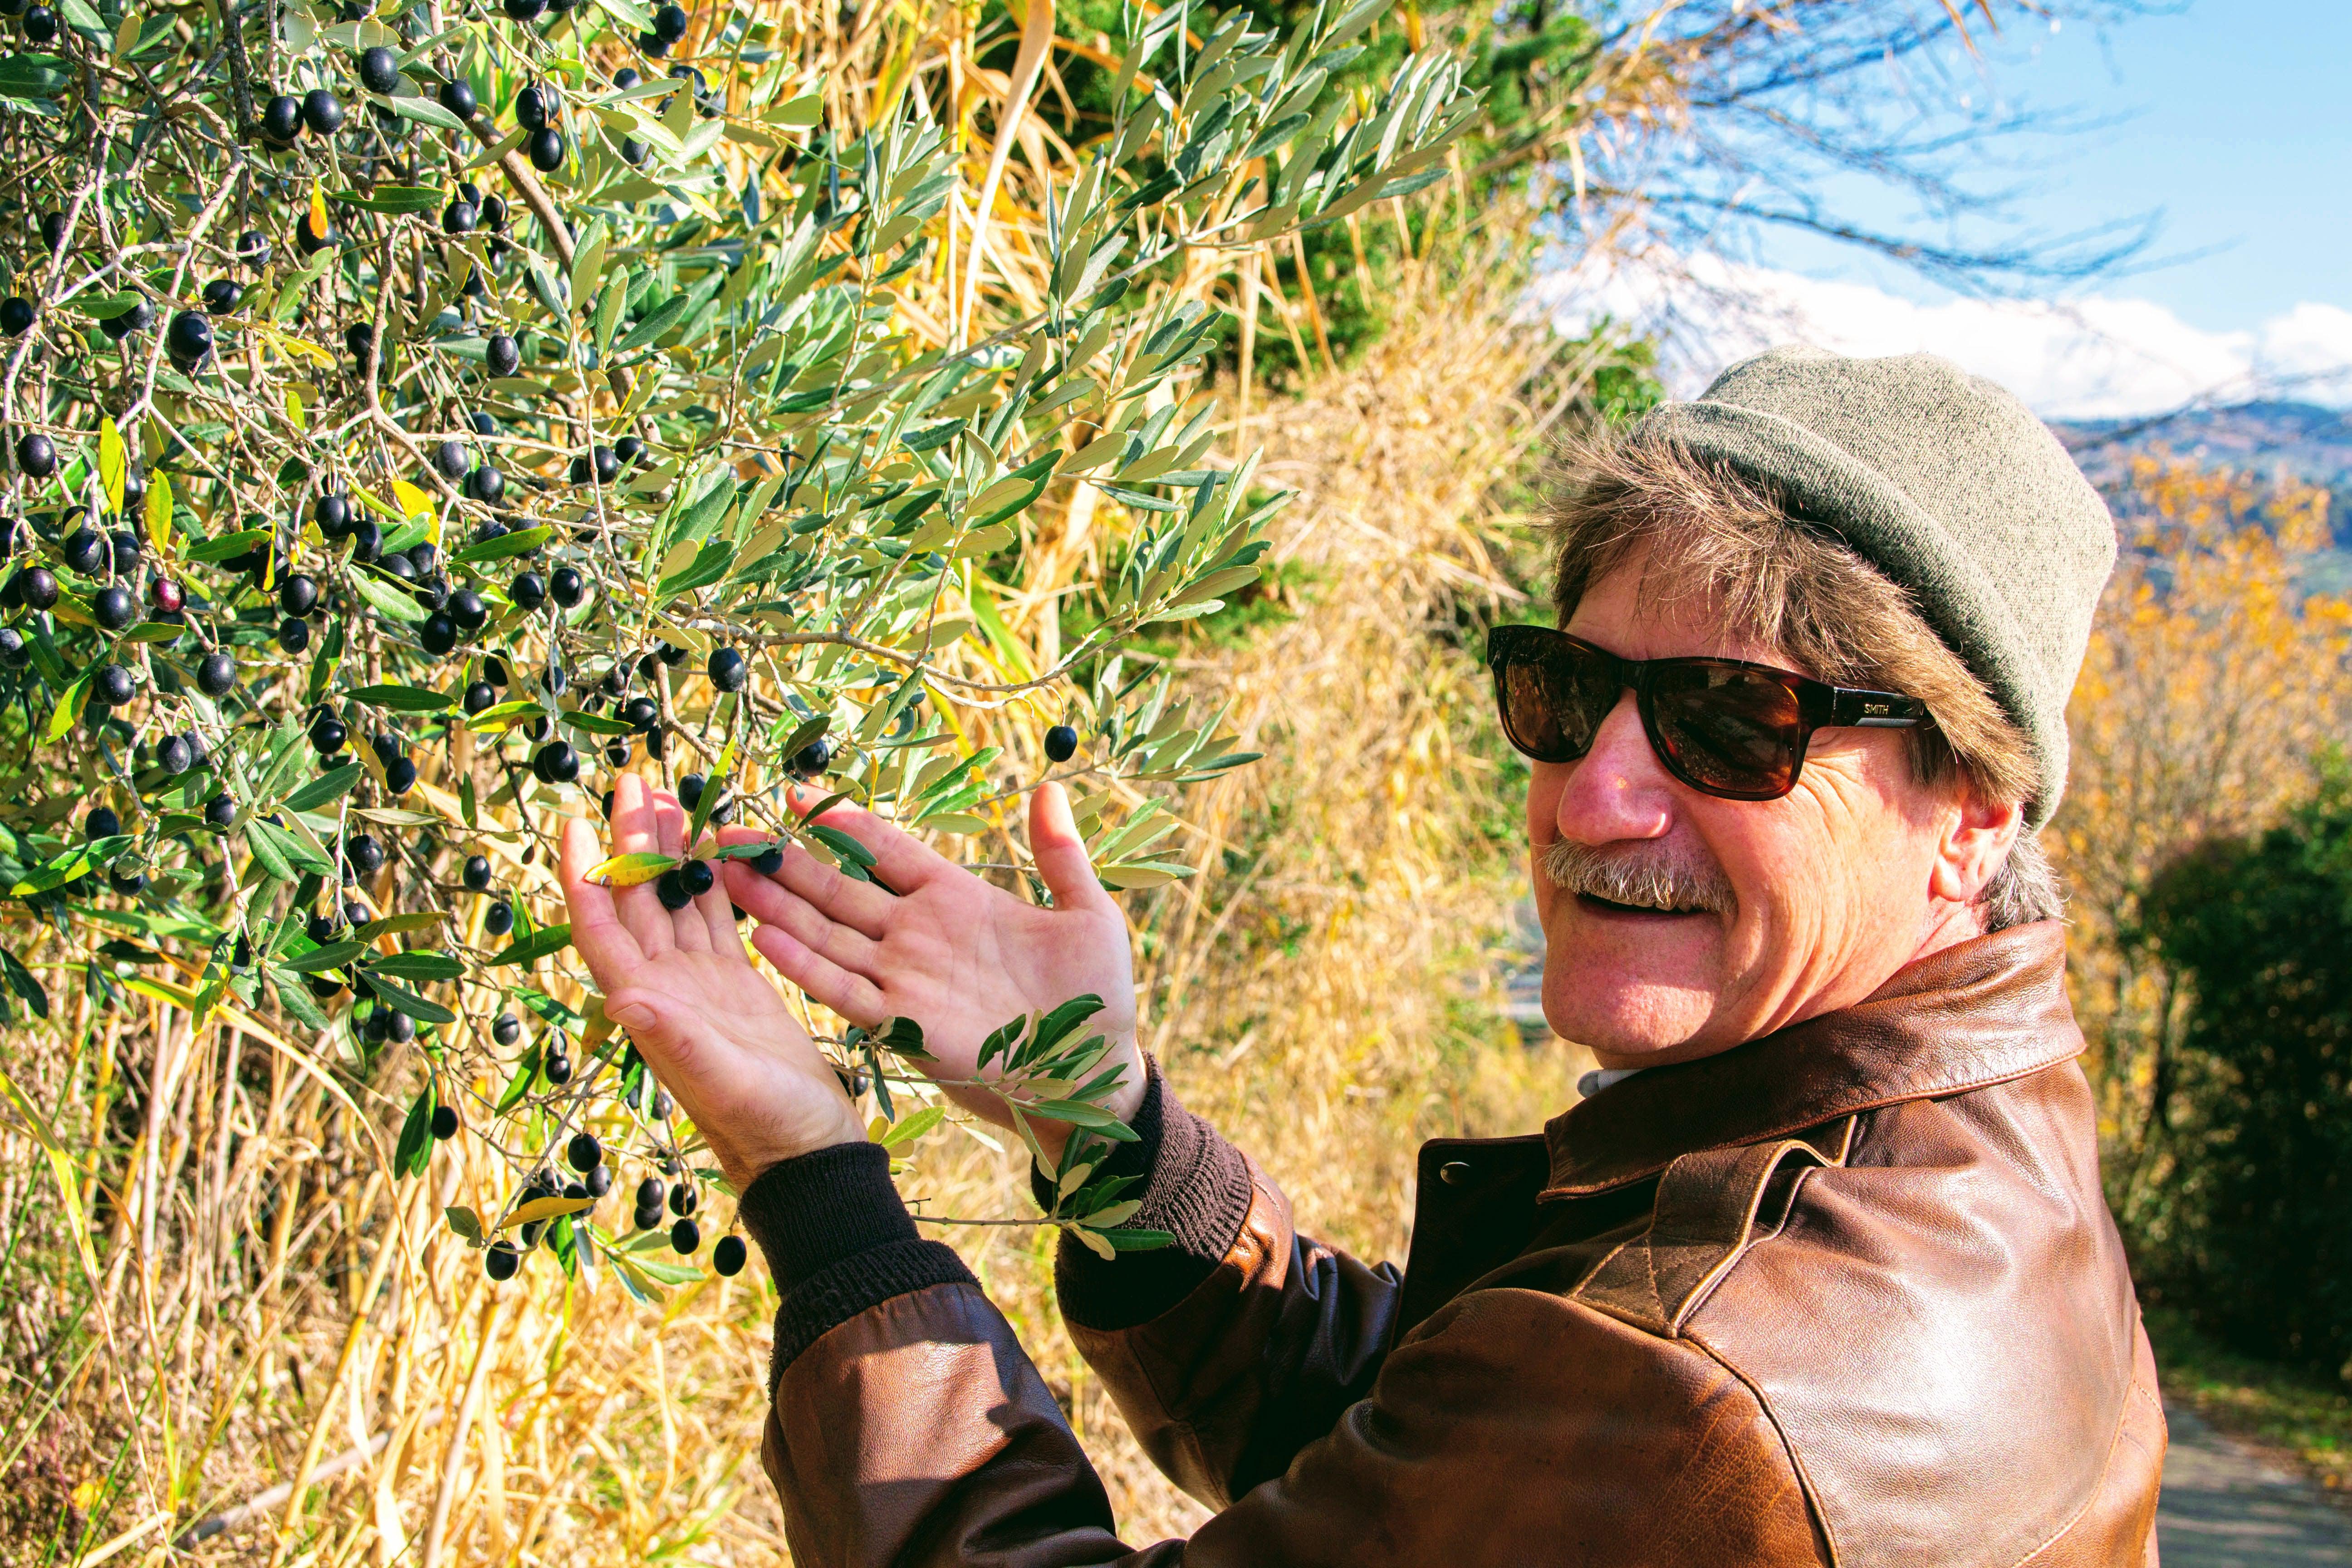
left=1552, top=691, right=1674, bottom=843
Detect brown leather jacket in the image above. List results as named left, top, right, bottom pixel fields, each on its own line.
left=738, top=922, right=2165, bottom=1566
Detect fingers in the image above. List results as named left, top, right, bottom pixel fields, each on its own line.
left=785, top=784, right=954, bottom=894
left=718, top=827, right=896, bottom=938
left=749, top=922, right=890, bottom=1026
left=608, top=773, right=675, bottom=957
left=1029, top=782, right=1116, bottom=916
left=726, top=866, right=881, bottom=975
left=559, top=814, right=642, bottom=985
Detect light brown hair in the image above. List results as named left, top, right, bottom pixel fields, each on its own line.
left=1546, top=429, right=2061, bottom=929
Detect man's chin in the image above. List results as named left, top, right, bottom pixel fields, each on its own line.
left=1539, top=900, right=1726, bottom=1058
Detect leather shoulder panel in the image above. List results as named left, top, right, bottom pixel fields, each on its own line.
left=1681, top=1064, right=2153, bottom=1568
left=1574, top=1119, right=1857, bottom=1337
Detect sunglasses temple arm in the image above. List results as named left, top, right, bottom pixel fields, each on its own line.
left=1829, top=687, right=1927, bottom=728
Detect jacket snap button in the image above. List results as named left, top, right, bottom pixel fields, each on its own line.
left=1439, top=1161, right=1471, bottom=1186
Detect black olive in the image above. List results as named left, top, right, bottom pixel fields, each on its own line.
left=439, top=78, right=477, bottom=119
left=13, top=565, right=58, bottom=609
left=237, top=230, right=272, bottom=269
left=357, top=45, right=400, bottom=94
left=670, top=1216, right=700, bottom=1254
left=431, top=1105, right=459, bottom=1140
left=279, top=617, right=312, bottom=653
left=566, top=1132, right=601, bottom=1171
left=533, top=739, right=578, bottom=783
left=93, top=585, right=136, bottom=631
left=463, top=855, right=492, bottom=891
left=0, top=629, right=23, bottom=666
left=502, top=0, right=546, bottom=19
left=93, top=663, right=135, bottom=706
left=157, top=734, right=193, bottom=774
left=384, top=757, right=418, bottom=793
left=485, top=899, right=514, bottom=936
left=516, top=85, right=552, bottom=128
left=463, top=680, right=495, bottom=713
left=279, top=573, right=318, bottom=616
left=492, top=1011, right=522, bottom=1045
left=449, top=587, right=487, bottom=628
left=615, top=434, right=645, bottom=465
left=510, top=570, right=546, bottom=610
left=485, top=1240, right=520, bottom=1279
left=712, top=1234, right=747, bottom=1276
left=433, top=439, right=467, bottom=479
left=302, top=89, right=345, bottom=135
left=793, top=736, right=833, bottom=778
left=543, top=1052, right=572, bottom=1084
left=87, top=806, right=121, bottom=838
left=678, top=858, right=715, bottom=897
left=419, top=613, right=458, bottom=655
left=485, top=333, right=521, bottom=378
left=656, top=868, right=691, bottom=910
left=202, top=279, right=242, bottom=315
left=167, top=310, right=213, bottom=366
left=549, top=566, right=583, bottom=606
left=1045, top=724, right=1079, bottom=762
left=442, top=201, right=477, bottom=236
left=465, top=466, right=504, bottom=504
left=706, top=647, right=747, bottom=691
left=315, top=492, right=353, bottom=536
left=101, top=299, right=152, bottom=340
left=295, top=211, right=336, bottom=255
left=63, top=527, right=104, bottom=573
left=310, top=714, right=348, bottom=754
left=0, top=296, right=31, bottom=335
left=205, top=792, right=239, bottom=828
left=351, top=517, right=382, bottom=563
left=527, top=127, right=565, bottom=172
left=15, top=432, right=56, bottom=478
left=197, top=650, right=237, bottom=696
left=678, top=773, right=705, bottom=809
left=654, top=3, right=687, bottom=39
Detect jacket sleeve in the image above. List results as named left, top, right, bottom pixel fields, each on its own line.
left=1023, top=1064, right=1402, bottom=1507
left=739, top=1132, right=1828, bottom=1568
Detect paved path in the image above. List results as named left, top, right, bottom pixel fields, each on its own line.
left=2160, top=1399, right=2352, bottom=1566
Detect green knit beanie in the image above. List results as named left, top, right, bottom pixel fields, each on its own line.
left=1633, top=345, right=2117, bottom=829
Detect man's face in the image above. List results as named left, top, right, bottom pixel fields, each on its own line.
left=1529, top=561, right=1972, bottom=1068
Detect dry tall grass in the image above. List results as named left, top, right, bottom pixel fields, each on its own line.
left=0, top=225, right=1591, bottom=1563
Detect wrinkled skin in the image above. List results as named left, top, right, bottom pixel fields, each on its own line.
left=1530, top=558, right=2025, bottom=1070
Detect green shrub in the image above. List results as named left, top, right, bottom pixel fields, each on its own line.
left=2137, top=765, right=2352, bottom=1379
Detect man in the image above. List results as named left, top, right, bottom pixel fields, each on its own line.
left=560, top=346, right=2165, bottom=1565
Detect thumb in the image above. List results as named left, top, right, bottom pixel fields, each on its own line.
left=1029, top=782, right=1114, bottom=914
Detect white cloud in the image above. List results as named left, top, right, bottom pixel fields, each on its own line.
left=1538, top=251, right=2352, bottom=420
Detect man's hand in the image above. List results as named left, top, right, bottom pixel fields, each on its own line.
left=559, top=772, right=866, bottom=1187
left=720, top=781, right=1144, bottom=1160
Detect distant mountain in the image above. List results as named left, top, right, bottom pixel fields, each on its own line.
left=2053, top=400, right=2352, bottom=591
left=2056, top=400, right=2352, bottom=501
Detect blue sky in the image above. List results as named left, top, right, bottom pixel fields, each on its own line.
left=1553, top=1, right=2352, bottom=416
left=1758, top=0, right=2352, bottom=333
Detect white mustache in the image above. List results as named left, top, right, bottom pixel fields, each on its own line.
left=1540, top=839, right=1735, bottom=916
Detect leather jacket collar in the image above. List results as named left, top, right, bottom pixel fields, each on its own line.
left=1540, top=921, right=2082, bottom=1199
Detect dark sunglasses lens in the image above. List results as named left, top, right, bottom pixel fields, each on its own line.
left=1496, top=638, right=1613, bottom=763
left=1646, top=665, right=1803, bottom=797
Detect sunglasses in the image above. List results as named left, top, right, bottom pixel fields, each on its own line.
left=1485, top=624, right=1927, bottom=801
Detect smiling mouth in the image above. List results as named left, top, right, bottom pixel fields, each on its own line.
left=1576, top=892, right=1713, bottom=918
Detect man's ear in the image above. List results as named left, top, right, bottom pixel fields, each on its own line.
left=1928, top=786, right=2026, bottom=909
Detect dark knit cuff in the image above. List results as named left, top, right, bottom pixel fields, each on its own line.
left=737, top=1141, right=975, bottom=1383
left=1029, top=1062, right=1256, bottom=1332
